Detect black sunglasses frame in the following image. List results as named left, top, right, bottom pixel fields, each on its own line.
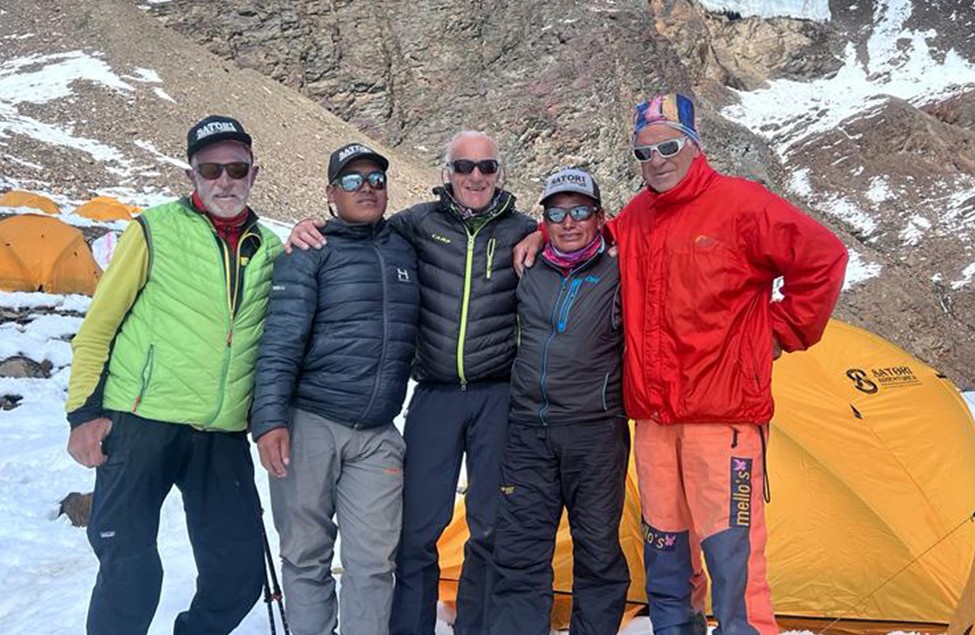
left=194, top=162, right=252, bottom=180
left=448, top=159, right=500, bottom=175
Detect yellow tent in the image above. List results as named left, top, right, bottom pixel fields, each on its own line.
left=0, top=190, right=60, bottom=215
left=948, top=557, right=975, bottom=635
left=74, top=196, right=138, bottom=221
left=438, top=320, right=975, bottom=632
left=0, top=215, right=101, bottom=295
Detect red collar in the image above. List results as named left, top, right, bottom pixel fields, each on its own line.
left=190, top=191, right=250, bottom=229
left=643, top=155, right=716, bottom=210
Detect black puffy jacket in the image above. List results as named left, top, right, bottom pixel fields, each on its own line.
left=250, top=217, right=419, bottom=439
left=509, top=249, right=625, bottom=425
left=389, top=187, right=537, bottom=385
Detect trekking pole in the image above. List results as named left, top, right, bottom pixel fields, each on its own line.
left=262, top=568, right=277, bottom=635
left=258, top=507, right=291, bottom=635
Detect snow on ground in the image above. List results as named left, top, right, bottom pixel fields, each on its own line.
left=698, top=0, right=830, bottom=21
left=0, top=282, right=949, bottom=633
left=0, top=51, right=136, bottom=165
left=0, top=284, right=458, bottom=635
left=0, top=207, right=962, bottom=633
left=0, top=49, right=181, bottom=206
left=843, top=249, right=883, bottom=290
left=819, top=194, right=879, bottom=237
left=723, top=0, right=975, bottom=157
left=950, top=261, right=975, bottom=289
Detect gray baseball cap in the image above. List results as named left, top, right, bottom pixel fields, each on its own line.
left=540, top=168, right=601, bottom=206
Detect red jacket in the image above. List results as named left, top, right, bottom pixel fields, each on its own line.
left=610, top=156, right=847, bottom=425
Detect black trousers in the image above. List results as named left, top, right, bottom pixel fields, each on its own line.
left=490, top=419, right=631, bottom=635
left=85, top=412, right=265, bottom=635
left=392, top=380, right=511, bottom=635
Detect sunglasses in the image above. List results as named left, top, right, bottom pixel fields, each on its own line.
left=333, top=171, right=387, bottom=193
left=449, top=159, right=500, bottom=175
left=544, top=205, right=597, bottom=223
left=632, top=136, right=688, bottom=162
left=194, top=162, right=251, bottom=180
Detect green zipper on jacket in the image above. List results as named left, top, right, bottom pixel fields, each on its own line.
left=457, top=229, right=479, bottom=385
left=455, top=196, right=512, bottom=386
left=485, top=237, right=496, bottom=279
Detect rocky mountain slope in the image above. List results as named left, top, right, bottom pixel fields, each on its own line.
left=1, top=0, right=973, bottom=386
left=0, top=0, right=437, bottom=219
left=145, top=0, right=975, bottom=385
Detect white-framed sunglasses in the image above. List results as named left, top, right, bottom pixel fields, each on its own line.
left=632, top=136, right=688, bottom=162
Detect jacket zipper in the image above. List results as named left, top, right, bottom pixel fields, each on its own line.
left=456, top=225, right=483, bottom=387
left=204, top=222, right=260, bottom=428
left=538, top=276, right=569, bottom=425
left=601, top=372, right=610, bottom=411
left=557, top=278, right=583, bottom=332
left=359, top=243, right=389, bottom=427
left=132, top=344, right=155, bottom=412
left=485, top=237, right=496, bottom=280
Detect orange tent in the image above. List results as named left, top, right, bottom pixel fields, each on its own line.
left=438, top=320, right=975, bottom=633
left=74, top=196, right=138, bottom=221
left=0, top=190, right=60, bottom=215
left=0, top=241, right=34, bottom=292
left=0, top=215, right=101, bottom=294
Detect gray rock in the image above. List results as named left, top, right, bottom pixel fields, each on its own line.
left=0, top=356, right=50, bottom=379
left=59, top=492, right=93, bottom=528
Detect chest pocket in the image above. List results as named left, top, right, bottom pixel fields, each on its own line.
left=665, top=237, right=745, bottom=328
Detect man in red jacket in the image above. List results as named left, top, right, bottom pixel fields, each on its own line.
left=618, top=94, right=847, bottom=635
left=517, top=93, right=847, bottom=635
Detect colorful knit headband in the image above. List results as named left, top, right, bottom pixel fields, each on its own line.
left=633, top=93, right=701, bottom=147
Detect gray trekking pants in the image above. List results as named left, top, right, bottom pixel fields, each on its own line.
left=269, top=408, right=405, bottom=635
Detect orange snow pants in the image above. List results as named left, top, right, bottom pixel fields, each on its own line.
left=634, top=420, right=777, bottom=635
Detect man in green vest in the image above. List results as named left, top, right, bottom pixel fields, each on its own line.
left=66, top=115, right=282, bottom=635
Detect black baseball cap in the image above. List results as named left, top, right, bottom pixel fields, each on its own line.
left=328, top=143, right=390, bottom=182
left=186, top=115, right=252, bottom=160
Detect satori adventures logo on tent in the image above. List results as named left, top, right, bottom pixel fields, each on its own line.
left=847, top=369, right=879, bottom=394
left=846, top=366, right=920, bottom=393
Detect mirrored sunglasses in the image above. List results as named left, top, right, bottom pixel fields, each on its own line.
left=194, top=162, right=251, bottom=180
left=632, top=136, right=688, bottom=162
left=544, top=205, right=597, bottom=223
left=334, top=171, right=387, bottom=193
left=449, top=159, right=500, bottom=175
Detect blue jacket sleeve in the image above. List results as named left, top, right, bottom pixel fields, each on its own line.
left=250, top=247, right=325, bottom=440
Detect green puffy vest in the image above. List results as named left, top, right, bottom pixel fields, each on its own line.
left=102, top=199, right=282, bottom=431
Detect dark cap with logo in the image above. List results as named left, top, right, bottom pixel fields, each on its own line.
left=328, top=143, right=390, bottom=182
left=186, top=115, right=253, bottom=161
left=540, top=167, right=601, bottom=206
